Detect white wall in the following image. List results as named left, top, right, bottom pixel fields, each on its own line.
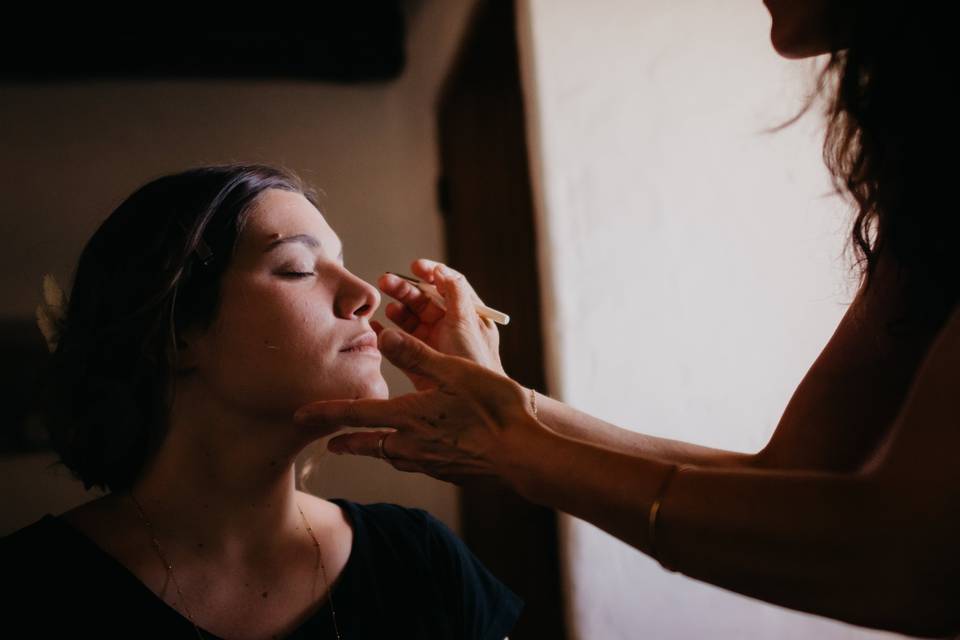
left=0, top=0, right=477, bottom=536
left=518, top=1, right=901, bottom=638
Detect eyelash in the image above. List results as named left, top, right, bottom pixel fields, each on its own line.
left=276, top=257, right=344, bottom=279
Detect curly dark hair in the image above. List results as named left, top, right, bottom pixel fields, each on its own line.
left=39, top=164, right=321, bottom=493
left=794, top=3, right=958, bottom=330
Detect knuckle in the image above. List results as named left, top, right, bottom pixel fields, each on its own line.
left=414, top=340, right=435, bottom=364
left=403, top=340, right=424, bottom=365
left=450, top=316, right=475, bottom=334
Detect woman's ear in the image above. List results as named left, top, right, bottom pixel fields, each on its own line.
left=169, top=326, right=204, bottom=374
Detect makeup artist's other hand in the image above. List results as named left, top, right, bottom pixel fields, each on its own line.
left=376, top=260, right=505, bottom=389
left=294, top=328, right=542, bottom=487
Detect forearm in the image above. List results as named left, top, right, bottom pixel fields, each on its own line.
left=503, top=425, right=953, bottom=637
left=531, top=390, right=757, bottom=469
left=657, top=466, right=953, bottom=636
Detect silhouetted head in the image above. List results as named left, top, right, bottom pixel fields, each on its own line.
left=770, top=2, right=958, bottom=329
left=762, top=0, right=856, bottom=59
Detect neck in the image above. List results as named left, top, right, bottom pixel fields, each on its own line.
left=127, top=381, right=318, bottom=563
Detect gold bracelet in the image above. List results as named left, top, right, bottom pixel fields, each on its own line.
left=648, top=464, right=687, bottom=571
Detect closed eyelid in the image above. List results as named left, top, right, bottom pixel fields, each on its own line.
left=274, top=256, right=345, bottom=274
left=262, top=233, right=343, bottom=261
left=270, top=245, right=341, bottom=264
left=288, top=249, right=343, bottom=265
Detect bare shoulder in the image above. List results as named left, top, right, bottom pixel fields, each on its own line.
left=867, top=303, right=960, bottom=479
left=755, top=281, right=937, bottom=472
left=858, top=303, right=960, bottom=582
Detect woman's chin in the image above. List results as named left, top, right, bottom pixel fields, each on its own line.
left=293, top=375, right=389, bottom=408
left=366, top=377, right=390, bottom=400
left=345, top=374, right=390, bottom=400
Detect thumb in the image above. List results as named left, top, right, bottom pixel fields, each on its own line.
left=378, top=328, right=454, bottom=381
left=433, top=264, right=477, bottom=322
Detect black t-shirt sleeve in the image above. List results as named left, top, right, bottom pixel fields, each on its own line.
left=418, top=509, right=523, bottom=640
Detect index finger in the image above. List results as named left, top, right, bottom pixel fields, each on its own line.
left=377, top=272, right=445, bottom=325
left=411, top=259, right=486, bottom=307
left=411, top=258, right=441, bottom=283
left=292, top=397, right=410, bottom=435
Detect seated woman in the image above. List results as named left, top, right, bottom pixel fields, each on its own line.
left=2, top=164, right=523, bottom=639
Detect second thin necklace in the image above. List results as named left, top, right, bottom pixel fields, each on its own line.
left=128, top=493, right=342, bottom=640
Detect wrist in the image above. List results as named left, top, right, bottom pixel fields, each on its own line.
left=526, top=385, right=538, bottom=419
left=523, top=387, right=557, bottom=432
left=496, top=394, right=563, bottom=503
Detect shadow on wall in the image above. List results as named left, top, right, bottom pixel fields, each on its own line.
left=0, top=10, right=407, bottom=83
left=0, top=317, right=52, bottom=454
left=0, top=317, right=109, bottom=537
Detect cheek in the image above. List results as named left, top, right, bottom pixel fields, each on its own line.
left=207, top=287, right=339, bottom=388
left=201, top=284, right=386, bottom=408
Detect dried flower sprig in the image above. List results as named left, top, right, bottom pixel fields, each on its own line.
left=36, top=273, right=67, bottom=354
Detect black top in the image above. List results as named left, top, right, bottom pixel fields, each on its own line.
left=0, top=498, right=523, bottom=639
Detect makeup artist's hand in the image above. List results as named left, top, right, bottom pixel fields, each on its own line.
left=375, top=259, right=505, bottom=390
left=293, top=328, right=544, bottom=486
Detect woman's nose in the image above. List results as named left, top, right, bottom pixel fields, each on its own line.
left=336, top=271, right=381, bottom=319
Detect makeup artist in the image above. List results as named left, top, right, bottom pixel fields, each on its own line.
left=293, top=2, right=960, bottom=636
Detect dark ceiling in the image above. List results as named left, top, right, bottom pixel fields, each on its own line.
left=0, top=5, right=407, bottom=83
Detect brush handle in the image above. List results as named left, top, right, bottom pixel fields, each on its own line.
left=476, top=304, right=510, bottom=325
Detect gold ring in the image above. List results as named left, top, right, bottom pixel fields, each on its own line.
left=378, top=432, right=392, bottom=462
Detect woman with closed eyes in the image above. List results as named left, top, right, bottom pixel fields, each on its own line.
left=2, top=164, right=522, bottom=640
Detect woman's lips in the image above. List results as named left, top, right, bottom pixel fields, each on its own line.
left=340, top=331, right=380, bottom=356
left=340, top=344, right=381, bottom=357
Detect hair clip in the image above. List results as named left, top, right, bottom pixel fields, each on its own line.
left=194, top=236, right=214, bottom=267
left=175, top=217, right=214, bottom=267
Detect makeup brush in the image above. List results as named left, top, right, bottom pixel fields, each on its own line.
left=386, top=272, right=510, bottom=325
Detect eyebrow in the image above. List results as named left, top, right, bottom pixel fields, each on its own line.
left=263, top=234, right=344, bottom=261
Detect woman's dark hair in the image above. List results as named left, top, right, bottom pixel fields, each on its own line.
left=787, top=3, right=957, bottom=330
left=40, top=164, right=321, bottom=493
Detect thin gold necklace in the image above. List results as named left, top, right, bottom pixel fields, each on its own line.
left=128, top=492, right=341, bottom=640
